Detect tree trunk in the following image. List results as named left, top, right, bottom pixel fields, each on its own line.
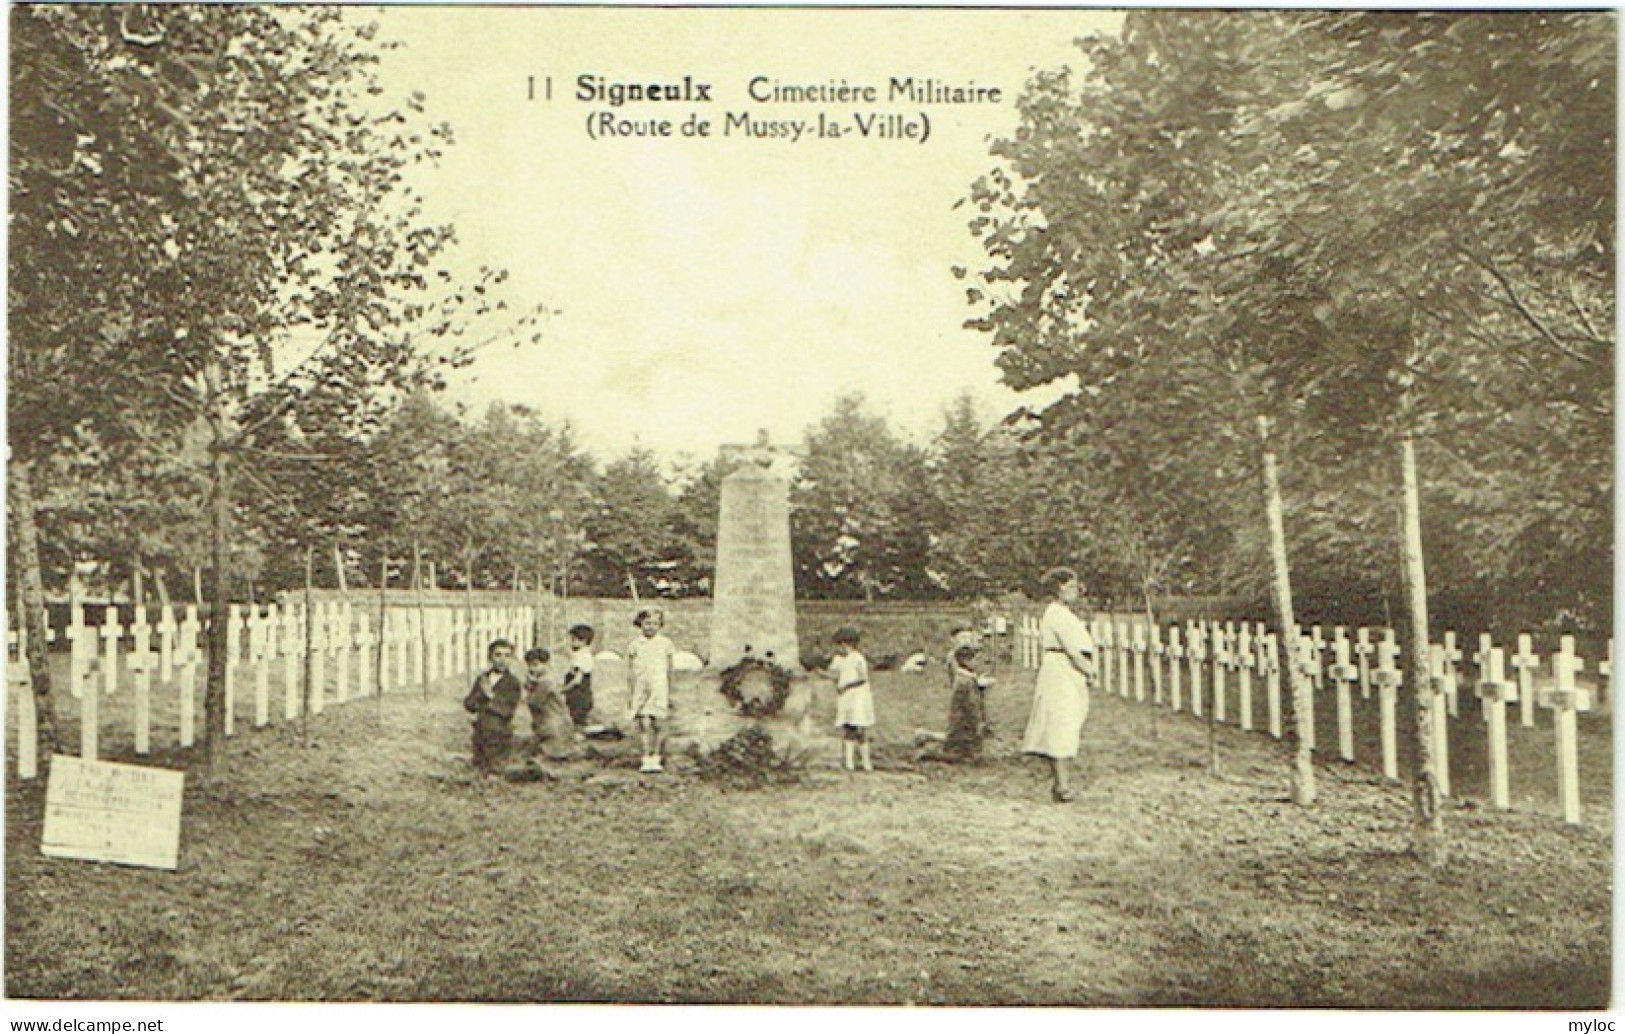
left=193, top=566, right=204, bottom=609
left=413, top=539, right=429, bottom=700
left=133, top=557, right=146, bottom=609
left=376, top=552, right=389, bottom=721
left=1142, top=581, right=1159, bottom=741
left=333, top=542, right=348, bottom=594
left=464, top=543, right=476, bottom=668
left=302, top=544, right=315, bottom=743
left=155, top=569, right=172, bottom=610
left=1399, top=429, right=1446, bottom=866
left=1259, top=416, right=1315, bottom=806
left=1204, top=607, right=1220, bottom=777
left=7, top=458, right=60, bottom=765
left=201, top=361, right=233, bottom=780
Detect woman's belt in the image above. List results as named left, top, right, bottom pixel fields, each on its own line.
left=1043, top=647, right=1067, bottom=653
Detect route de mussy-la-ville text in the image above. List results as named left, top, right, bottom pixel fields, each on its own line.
left=540, top=74, right=1007, bottom=142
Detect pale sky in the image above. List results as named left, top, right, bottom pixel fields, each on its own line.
left=372, top=7, right=1119, bottom=464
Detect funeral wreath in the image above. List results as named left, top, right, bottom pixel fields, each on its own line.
left=718, top=654, right=794, bottom=718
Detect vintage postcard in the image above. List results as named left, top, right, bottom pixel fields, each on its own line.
left=5, top=4, right=1613, bottom=1028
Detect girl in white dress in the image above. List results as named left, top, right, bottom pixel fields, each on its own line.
left=1021, top=567, right=1097, bottom=802
left=627, top=608, right=677, bottom=773
left=823, top=625, right=874, bottom=772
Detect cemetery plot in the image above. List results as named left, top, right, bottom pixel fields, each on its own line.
left=7, top=602, right=537, bottom=768
left=1009, top=616, right=1613, bottom=828
left=4, top=661, right=1608, bottom=1006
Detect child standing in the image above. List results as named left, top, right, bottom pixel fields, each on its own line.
left=524, top=647, right=577, bottom=760
left=827, top=625, right=874, bottom=772
left=463, top=639, right=522, bottom=771
left=562, top=624, right=596, bottom=729
left=626, top=608, right=676, bottom=773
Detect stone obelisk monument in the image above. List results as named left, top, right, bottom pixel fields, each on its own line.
left=709, top=433, right=800, bottom=671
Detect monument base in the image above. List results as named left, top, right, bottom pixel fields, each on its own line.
left=665, top=671, right=838, bottom=760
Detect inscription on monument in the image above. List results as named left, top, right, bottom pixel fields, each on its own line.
left=709, top=451, right=800, bottom=670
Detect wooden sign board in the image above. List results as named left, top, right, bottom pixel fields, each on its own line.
left=42, top=756, right=183, bottom=870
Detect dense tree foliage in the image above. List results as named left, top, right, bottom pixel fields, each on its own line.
left=960, top=10, right=1613, bottom=634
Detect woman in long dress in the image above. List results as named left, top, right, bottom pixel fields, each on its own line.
left=1021, top=567, right=1097, bottom=802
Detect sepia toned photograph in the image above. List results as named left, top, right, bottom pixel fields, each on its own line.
left=4, top=3, right=1613, bottom=1016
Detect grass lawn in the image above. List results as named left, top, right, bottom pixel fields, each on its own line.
left=5, top=659, right=1611, bottom=1005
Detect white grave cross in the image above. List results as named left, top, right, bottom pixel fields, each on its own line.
left=1166, top=626, right=1184, bottom=714
left=1440, top=631, right=1463, bottom=718
left=1237, top=624, right=1255, bottom=732
left=1328, top=632, right=1358, bottom=762
left=9, top=620, right=38, bottom=779
left=67, top=602, right=91, bottom=701
left=1187, top=622, right=1206, bottom=719
left=1511, top=634, right=1540, bottom=729
left=1373, top=631, right=1402, bottom=781
left=1537, top=636, right=1591, bottom=824
left=1098, top=619, right=1115, bottom=700
left=1211, top=624, right=1233, bottom=724
left=177, top=606, right=201, bottom=748
left=1295, top=633, right=1319, bottom=752
left=1148, top=623, right=1164, bottom=705
left=1262, top=631, right=1282, bottom=739
left=1426, top=644, right=1451, bottom=797
left=1354, top=627, right=1375, bottom=700
left=1131, top=623, right=1147, bottom=703
left=1116, top=619, right=1131, bottom=699
left=1475, top=646, right=1516, bottom=810
left=130, top=606, right=153, bottom=755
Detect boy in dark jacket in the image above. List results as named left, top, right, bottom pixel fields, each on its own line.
left=464, top=639, right=521, bottom=771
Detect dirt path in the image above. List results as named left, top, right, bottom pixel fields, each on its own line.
left=5, top=669, right=1611, bottom=1005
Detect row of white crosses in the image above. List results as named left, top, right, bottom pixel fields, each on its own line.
left=6, top=602, right=539, bottom=779
left=1058, top=615, right=1610, bottom=825
left=1015, top=615, right=1043, bottom=670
